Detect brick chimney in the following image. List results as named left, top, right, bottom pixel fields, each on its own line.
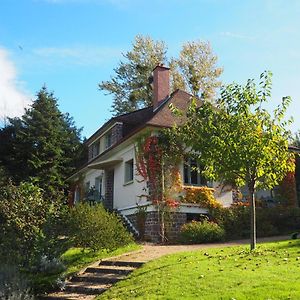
left=152, top=65, right=170, bottom=110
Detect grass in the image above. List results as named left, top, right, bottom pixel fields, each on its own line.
left=61, top=243, right=141, bottom=276
left=98, top=240, right=300, bottom=300
left=33, top=243, right=141, bottom=293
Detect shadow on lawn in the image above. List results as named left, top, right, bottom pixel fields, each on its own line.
left=273, top=239, right=300, bottom=250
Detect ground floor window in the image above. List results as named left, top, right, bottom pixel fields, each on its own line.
left=183, top=158, right=207, bottom=186
left=95, top=176, right=103, bottom=200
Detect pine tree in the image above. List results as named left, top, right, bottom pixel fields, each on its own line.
left=0, top=87, right=84, bottom=199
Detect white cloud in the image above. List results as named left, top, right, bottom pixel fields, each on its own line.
left=0, top=48, right=32, bottom=122
left=33, top=46, right=123, bottom=66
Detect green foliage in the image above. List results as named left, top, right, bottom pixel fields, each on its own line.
left=0, top=86, right=84, bottom=199
left=177, top=71, right=294, bottom=249
left=67, top=203, right=134, bottom=251
left=0, top=181, right=70, bottom=273
left=99, top=35, right=222, bottom=115
left=180, top=220, right=225, bottom=244
left=179, top=71, right=294, bottom=191
left=99, top=35, right=167, bottom=115
left=175, top=40, right=223, bottom=98
left=0, top=265, right=34, bottom=300
left=0, top=182, right=49, bottom=266
left=211, top=206, right=300, bottom=239
left=98, top=240, right=300, bottom=300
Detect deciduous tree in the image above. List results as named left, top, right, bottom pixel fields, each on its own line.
left=99, top=35, right=222, bottom=115
left=176, top=71, right=294, bottom=250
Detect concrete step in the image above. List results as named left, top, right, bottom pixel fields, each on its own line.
left=64, top=282, right=108, bottom=295
left=85, top=267, right=133, bottom=275
left=99, top=260, right=144, bottom=268
left=38, top=292, right=95, bottom=300
left=70, top=275, right=121, bottom=284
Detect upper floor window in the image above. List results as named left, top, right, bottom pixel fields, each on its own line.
left=105, top=131, right=112, bottom=149
left=183, top=158, right=207, bottom=186
left=88, top=140, right=100, bottom=161
left=124, top=159, right=134, bottom=184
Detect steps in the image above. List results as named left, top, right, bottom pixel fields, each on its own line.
left=40, top=260, right=144, bottom=300
left=115, top=211, right=140, bottom=239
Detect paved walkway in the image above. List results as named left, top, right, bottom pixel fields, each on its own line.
left=42, top=235, right=289, bottom=300
left=110, top=235, right=289, bottom=263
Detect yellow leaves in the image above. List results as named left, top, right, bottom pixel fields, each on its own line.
left=181, top=186, right=222, bottom=209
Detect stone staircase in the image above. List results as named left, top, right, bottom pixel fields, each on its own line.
left=40, top=260, right=144, bottom=300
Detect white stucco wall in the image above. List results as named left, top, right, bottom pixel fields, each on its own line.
left=112, top=144, right=147, bottom=209
left=81, top=143, right=234, bottom=210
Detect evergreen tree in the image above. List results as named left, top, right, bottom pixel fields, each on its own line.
left=0, top=87, right=84, bottom=199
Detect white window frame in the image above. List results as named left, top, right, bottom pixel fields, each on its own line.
left=183, top=158, right=207, bottom=186
left=124, top=159, right=134, bottom=185
left=95, top=176, right=103, bottom=199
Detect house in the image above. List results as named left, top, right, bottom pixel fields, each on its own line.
left=68, top=65, right=235, bottom=241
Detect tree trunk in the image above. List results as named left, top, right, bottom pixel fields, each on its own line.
left=249, top=185, right=256, bottom=250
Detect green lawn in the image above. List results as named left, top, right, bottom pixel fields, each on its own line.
left=33, top=243, right=140, bottom=293
left=99, top=240, right=300, bottom=300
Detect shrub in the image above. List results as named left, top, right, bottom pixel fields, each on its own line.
left=0, top=182, right=49, bottom=267
left=181, top=186, right=222, bottom=209
left=180, top=220, right=225, bottom=244
left=67, top=203, right=134, bottom=251
left=0, top=181, right=70, bottom=269
left=210, top=206, right=300, bottom=240
left=0, top=265, right=34, bottom=300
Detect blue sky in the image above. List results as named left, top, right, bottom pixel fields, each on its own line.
left=0, top=0, right=300, bottom=138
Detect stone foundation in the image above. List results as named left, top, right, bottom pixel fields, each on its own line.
left=127, top=211, right=187, bottom=243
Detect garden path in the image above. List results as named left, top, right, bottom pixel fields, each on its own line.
left=42, top=235, right=289, bottom=300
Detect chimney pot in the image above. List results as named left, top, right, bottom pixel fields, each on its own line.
left=152, top=65, right=170, bottom=110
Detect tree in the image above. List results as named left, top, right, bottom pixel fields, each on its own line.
left=175, top=71, right=294, bottom=250
left=99, top=35, right=167, bottom=115
left=175, top=40, right=223, bottom=98
left=99, top=35, right=222, bottom=115
left=0, top=87, right=84, bottom=199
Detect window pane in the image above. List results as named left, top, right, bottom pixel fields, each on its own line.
left=125, top=159, right=134, bottom=183
left=183, top=162, right=189, bottom=184
left=190, top=160, right=199, bottom=185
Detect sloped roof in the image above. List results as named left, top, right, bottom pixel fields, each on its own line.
left=68, top=89, right=193, bottom=180
left=86, top=89, right=193, bottom=145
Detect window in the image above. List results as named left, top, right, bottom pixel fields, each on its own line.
left=85, top=181, right=90, bottom=195
left=95, top=176, right=103, bottom=200
left=183, top=158, right=207, bottom=186
left=124, top=159, right=134, bottom=184
left=88, top=140, right=100, bottom=160
left=105, top=131, right=112, bottom=149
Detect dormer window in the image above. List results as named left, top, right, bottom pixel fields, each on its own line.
left=105, top=131, right=112, bottom=149
left=88, top=140, right=100, bottom=161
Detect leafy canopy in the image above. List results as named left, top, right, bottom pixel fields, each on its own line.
left=99, top=35, right=222, bottom=115
left=177, top=71, right=294, bottom=192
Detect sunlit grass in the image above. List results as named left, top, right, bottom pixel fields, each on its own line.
left=99, top=240, right=300, bottom=300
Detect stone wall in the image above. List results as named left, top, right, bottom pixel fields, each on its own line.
left=127, top=211, right=187, bottom=243
left=104, top=169, right=114, bottom=210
